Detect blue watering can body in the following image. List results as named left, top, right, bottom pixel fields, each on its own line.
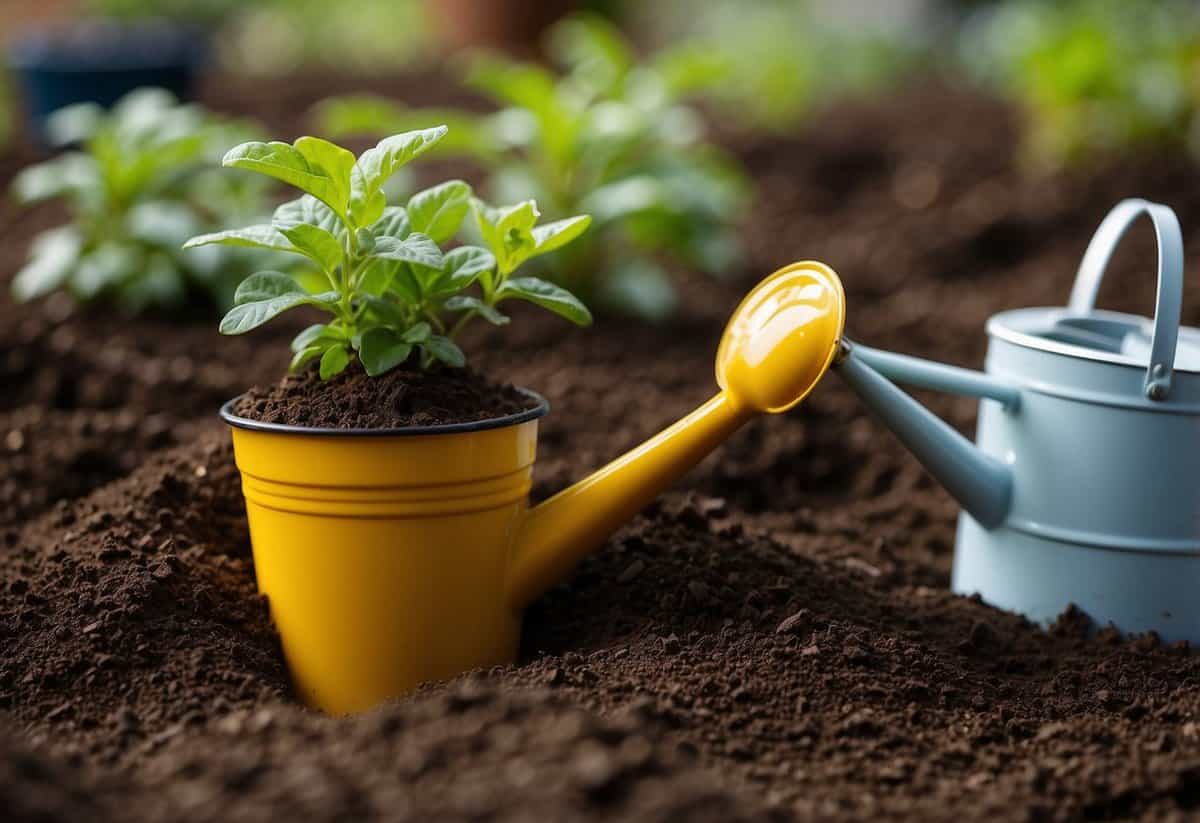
left=834, top=199, right=1200, bottom=643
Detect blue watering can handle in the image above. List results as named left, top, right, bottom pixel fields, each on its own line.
left=1067, top=198, right=1184, bottom=401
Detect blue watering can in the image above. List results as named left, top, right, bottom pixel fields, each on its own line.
left=831, top=199, right=1199, bottom=643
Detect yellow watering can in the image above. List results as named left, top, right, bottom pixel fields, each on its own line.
left=221, top=262, right=846, bottom=714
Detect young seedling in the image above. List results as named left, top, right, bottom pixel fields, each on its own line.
left=315, top=13, right=747, bottom=320
left=185, top=127, right=592, bottom=379
left=12, top=88, right=273, bottom=311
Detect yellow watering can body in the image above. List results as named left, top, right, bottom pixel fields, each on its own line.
left=227, top=404, right=543, bottom=714
left=223, top=261, right=847, bottom=715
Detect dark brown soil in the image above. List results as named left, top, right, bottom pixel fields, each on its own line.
left=233, top=363, right=538, bottom=429
left=1, top=438, right=289, bottom=766
left=3, top=71, right=1200, bottom=822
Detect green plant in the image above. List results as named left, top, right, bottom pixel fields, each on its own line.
left=224, top=0, right=431, bottom=76
left=960, top=0, right=1200, bottom=166
left=316, top=13, right=746, bottom=320
left=184, top=128, right=592, bottom=379
left=626, top=0, right=928, bottom=133
left=11, top=88, right=274, bottom=312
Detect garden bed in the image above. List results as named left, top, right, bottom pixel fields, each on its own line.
left=3, top=73, right=1200, bottom=822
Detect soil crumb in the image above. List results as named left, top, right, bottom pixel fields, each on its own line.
left=233, top=364, right=540, bottom=429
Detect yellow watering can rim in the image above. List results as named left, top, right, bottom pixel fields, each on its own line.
left=218, top=388, right=549, bottom=437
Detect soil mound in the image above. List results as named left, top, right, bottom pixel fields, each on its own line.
left=0, top=434, right=288, bottom=766
left=504, top=494, right=1200, bottom=820
left=0, top=725, right=115, bottom=823
left=133, top=684, right=784, bottom=823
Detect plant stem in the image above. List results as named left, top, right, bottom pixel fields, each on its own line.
left=424, top=309, right=446, bottom=334
left=448, top=310, right=477, bottom=340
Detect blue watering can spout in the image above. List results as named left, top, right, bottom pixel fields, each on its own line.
left=833, top=340, right=1015, bottom=529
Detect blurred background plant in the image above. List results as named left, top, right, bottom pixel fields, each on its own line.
left=317, top=13, right=749, bottom=319
left=218, top=0, right=433, bottom=76
left=10, top=88, right=277, bottom=313
left=6, top=0, right=1200, bottom=317
left=960, top=0, right=1200, bottom=168
left=627, top=0, right=932, bottom=134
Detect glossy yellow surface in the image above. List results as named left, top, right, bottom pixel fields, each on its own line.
left=231, top=422, right=537, bottom=714
left=716, top=261, right=846, bottom=413
left=227, top=261, right=847, bottom=714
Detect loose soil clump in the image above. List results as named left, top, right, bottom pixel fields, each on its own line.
left=233, top=364, right=539, bottom=429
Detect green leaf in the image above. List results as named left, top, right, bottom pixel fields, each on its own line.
left=393, top=265, right=424, bottom=304
left=221, top=273, right=337, bottom=334
left=319, top=344, right=351, bottom=380
left=73, top=244, right=139, bottom=298
left=115, top=251, right=185, bottom=311
left=437, top=246, right=496, bottom=294
left=290, top=345, right=325, bottom=372
left=422, top=335, right=466, bottom=368
left=472, top=198, right=539, bottom=275
left=291, top=324, right=331, bottom=353
left=12, top=227, right=83, bottom=302
left=651, top=44, right=731, bottom=99
left=409, top=262, right=445, bottom=296
left=127, top=202, right=202, bottom=248
left=279, top=223, right=344, bottom=273
left=359, top=294, right=409, bottom=327
left=293, top=136, right=356, bottom=218
left=548, top=13, right=635, bottom=96
left=355, top=227, right=376, bottom=252
left=371, top=232, right=444, bottom=269
left=183, top=225, right=293, bottom=252
left=497, top=277, right=592, bottom=325
left=290, top=268, right=336, bottom=296
left=445, top=295, right=510, bottom=326
left=234, top=271, right=305, bottom=304
left=402, top=321, right=431, bottom=344
left=220, top=298, right=311, bottom=334
left=465, top=55, right=558, bottom=113
left=349, top=126, right=448, bottom=226
left=11, top=153, right=99, bottom=204
left=359, top=328, right=413, bottom=376
left=406, top=180, right=472, bottom=243
left=273, top=195, right=343, bottom=238
left=358, top=259, right=400, bottom=297
left=370, top=206, right=411, bottom=240
left=579, top=176, right=665, bottom=222
left=44, top=101, right=105, bottom=146
left=531, top=214, right=591, bottom=255
left=598, top=260, right=678, bottom=321
left=223, top=140, right=349, bottom=216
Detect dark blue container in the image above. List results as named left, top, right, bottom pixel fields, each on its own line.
left=7, top=20, right=209, bottom=145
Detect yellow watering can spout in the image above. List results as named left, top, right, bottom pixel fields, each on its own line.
left=508, top=261, right=846, bottom=608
